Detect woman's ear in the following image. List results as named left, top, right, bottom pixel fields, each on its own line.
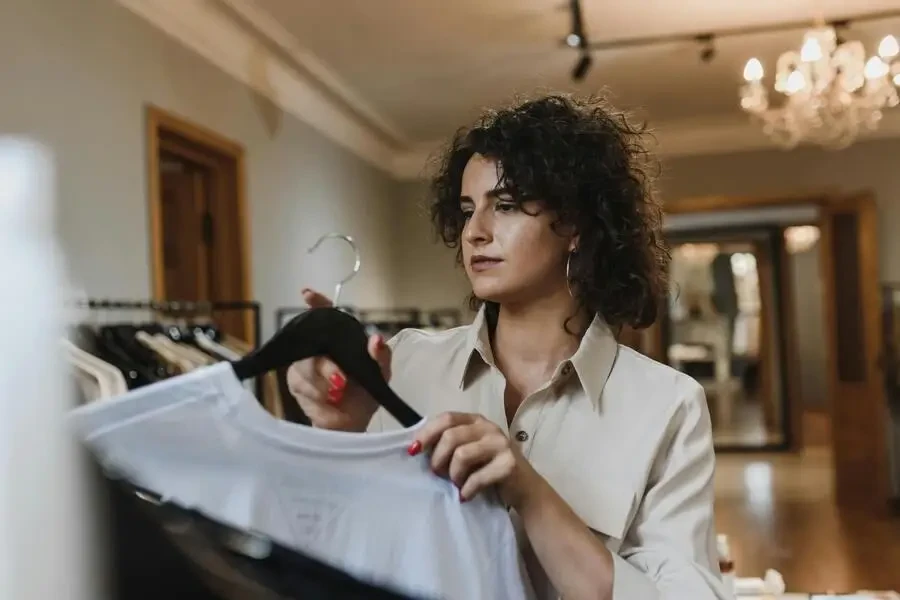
left=568, top=234, right=580, bottom=253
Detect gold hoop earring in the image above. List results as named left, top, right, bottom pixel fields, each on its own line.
left=565, top=251, right=575, bottom=298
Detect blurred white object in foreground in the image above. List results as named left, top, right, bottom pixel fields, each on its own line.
left=735, top=568, right=785, bottom=596
left=0, top=138, right=96, bottom=600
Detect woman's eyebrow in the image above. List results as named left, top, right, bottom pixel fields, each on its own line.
left=486, top=187, right=513, bottom=198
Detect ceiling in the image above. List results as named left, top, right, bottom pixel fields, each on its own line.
left=252, top=0, right=900, bottom=145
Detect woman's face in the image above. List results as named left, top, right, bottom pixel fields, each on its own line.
left=460, top=154, right=576, bottom=306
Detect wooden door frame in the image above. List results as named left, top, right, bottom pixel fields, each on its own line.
left=816, top=192, right=888, bottom=509
left=753, top=237, right=777, bottom=445
left=658, top=190, right=882, bottom=460
left=146, top=105, right=254, bottom=342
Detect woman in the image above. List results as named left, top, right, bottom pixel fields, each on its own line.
left=288, top=95, right=727, bottom=600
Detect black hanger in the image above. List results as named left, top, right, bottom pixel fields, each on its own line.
left=231, top=307, right=421, bottom=428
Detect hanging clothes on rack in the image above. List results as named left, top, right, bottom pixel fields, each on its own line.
left=71, top=308, right=535, bottom=600
left=64, top=338, right=129, bottom=401
left=63, top=299, right=266, bottom=404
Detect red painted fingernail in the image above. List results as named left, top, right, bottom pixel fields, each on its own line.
left=459, top=491, right=467, bottom=503
left=407, top=441, right=422, bottom=456
left=327, top=388, right=344, bottom=404
left=329, top=373, right=346, bottom=391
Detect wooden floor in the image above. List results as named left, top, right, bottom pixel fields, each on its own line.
left=714, top=448, right=900, bottom=594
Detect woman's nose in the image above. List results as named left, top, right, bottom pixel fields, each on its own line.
left=463, top=209, right=492, bottom=245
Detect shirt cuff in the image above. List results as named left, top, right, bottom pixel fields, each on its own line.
left=612, top=552, right=659, bottom=600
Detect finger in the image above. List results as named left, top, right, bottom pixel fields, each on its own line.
left=286, top=357, right=315, bottom=382
left=410, top=412, right=476, bottom=455
left=302, top=400, right=355, bottom=431
left=301, top=288, right=334, bottom=309
left=447, top=435, right=507, bottom=489
left=430, top=423, right=483, bottom=476
left=286, top=367, right=327, bottom=406
left=367, top=334, right=392, bottom=381
left=286, top=360, right=318, bottom=397
left=313, top=357, right=346, bottom=403
left=459, top=451, right=517, bottom=502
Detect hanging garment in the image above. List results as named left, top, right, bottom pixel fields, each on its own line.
left=195, top=331, right=243, bottom=362
left=63, top=339, right=129, bottom=399
left=70, top=362, right=534, bottom=600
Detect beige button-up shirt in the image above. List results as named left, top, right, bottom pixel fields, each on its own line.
left=370, top=307, right=729, bottom=600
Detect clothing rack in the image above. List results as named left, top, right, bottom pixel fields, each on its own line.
left=75, top=298, right=264, bottom=399
left=77, top=299, right=262, bottom=344
left=274, top=306, right=463, bottom=333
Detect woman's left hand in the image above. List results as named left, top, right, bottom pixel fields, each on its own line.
left=407, top=411, right=538, bottom=508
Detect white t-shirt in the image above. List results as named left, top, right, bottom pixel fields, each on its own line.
left=70, top=362, right=534, bottom=600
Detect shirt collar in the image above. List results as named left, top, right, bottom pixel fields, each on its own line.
left=454, top=305, right=619, bottom=409
left=454, top=305, right=494, bottom=381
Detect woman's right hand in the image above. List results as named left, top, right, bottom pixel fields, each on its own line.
left=285, top=289, right=392, bottom=432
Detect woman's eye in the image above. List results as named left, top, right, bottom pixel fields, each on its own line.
left=496, top=202, right=518, bottom=213
left=460, top=209, right=474, bottom=220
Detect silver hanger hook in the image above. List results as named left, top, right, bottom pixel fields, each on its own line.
left=307, top=232, right=361, bottom=306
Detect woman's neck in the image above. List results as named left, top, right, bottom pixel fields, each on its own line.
left=491, top=291, right=591, bottom=389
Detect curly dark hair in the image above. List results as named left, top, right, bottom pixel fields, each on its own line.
left=428, top=93, right=669, bottom=330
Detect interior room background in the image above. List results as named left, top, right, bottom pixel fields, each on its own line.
left=4, top=0, right=900, bottom=353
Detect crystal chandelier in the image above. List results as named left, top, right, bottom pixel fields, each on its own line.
left=740, top=26, right=900, bottom=149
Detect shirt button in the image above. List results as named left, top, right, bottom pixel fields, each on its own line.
left=561, top=363, right=573, bottom=376
left=514, top=430, right=529, bottom=442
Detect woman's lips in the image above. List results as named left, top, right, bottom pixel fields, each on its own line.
left=470, top=257, right=503, bottom=272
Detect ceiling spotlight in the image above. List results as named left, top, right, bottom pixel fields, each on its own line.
left=572, top=53, right=593, bottom=81
left=696, top=34, right=716, bottom=63
left=567, top=0, right=590, bottom=80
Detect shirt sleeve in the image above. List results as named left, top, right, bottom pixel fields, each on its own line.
left=611, top=378, right=730, bottom=600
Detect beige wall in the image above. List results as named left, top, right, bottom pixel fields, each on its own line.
left=0, top=0, right=401, bottom=338
left=392, top=181, right=472, bottom=312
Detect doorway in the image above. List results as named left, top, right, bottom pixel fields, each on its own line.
left=664, top=229, right=789, bottom=451
left=649, top=192, right=889, bottom=512
left=146, top=106, right=253, bottom=344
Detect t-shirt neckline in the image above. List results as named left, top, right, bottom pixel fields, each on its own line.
left=208, top=362, right=426, bottom=458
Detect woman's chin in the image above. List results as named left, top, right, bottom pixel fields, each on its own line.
left=471, top=284, right=515, bottom=305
